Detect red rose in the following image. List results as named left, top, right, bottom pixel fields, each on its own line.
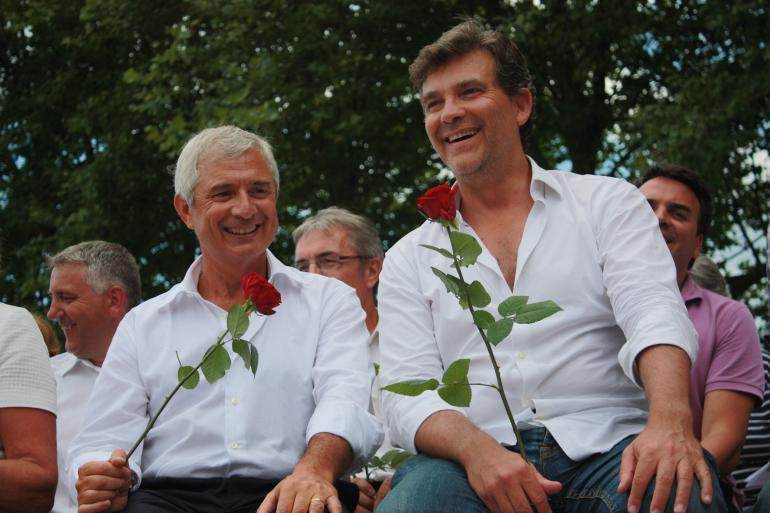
left=417, top=184, right=457, bottom=222
left=241, top=272, right=281, bottom=315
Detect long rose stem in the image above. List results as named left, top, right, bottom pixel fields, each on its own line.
left=447, top=226, right=529, bottom=464
left=126, top=330, right=228, bottom=459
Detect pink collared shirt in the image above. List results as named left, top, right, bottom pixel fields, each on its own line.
left=682, top=275, right=764, bottom=438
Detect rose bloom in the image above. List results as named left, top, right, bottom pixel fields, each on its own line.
left=241, top=272, right=282, bottom=315
left=417, top=184, right=457, bottom=222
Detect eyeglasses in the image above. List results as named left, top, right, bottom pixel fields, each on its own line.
left=294, top=253, right=369, bottom=273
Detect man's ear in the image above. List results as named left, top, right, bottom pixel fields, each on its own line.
left=174, top=193, right=194, bottom=229
left=513, top=88, right=533, bottom=127
left=105, top=285, right=128, bottom=318
left=364, top=257, right=383, bottom=290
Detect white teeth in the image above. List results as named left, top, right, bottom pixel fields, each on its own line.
left=447, top=129, right=478, bottom=143
left=225, top=225, right=258, bottom=235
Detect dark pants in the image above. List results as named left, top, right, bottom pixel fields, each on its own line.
left=124, top=477, right=359, bottom=513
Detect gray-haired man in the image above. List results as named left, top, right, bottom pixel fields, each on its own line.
left=294, top=208, right=392, bottom=512
left=69, top=126, right=381, bottom=513
left=47, top=240, right=141, bottom=513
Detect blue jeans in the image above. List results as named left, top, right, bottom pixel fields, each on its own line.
left=377, top=427, right=728, bottom=513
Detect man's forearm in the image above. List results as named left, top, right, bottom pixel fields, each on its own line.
left=295, top=432, right=354, bottom=482
left=636, top=344, right=694, bottom=429
left=0, top=460, right=57, bottom=513
left=414, top=410, right=500, bottom=467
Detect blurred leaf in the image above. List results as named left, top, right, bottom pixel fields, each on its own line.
left=232, top=338, right=250, bottom=369
left=515, top=301, right=562, bottom=324
left=449, top=231, right=482, bottom=267
left=438, top=382, right=471, bottom=407
left=419, top=243, right=454, bottom=260
left=498, top=296, right=529, bottom=317
left=487, top=318, right=514, bottom=346
left=442, top=358, right=470, bottom=385
left=472, top=310, right=495, bottom=330
left=227, top=304, right=249, bottom=339
left=201, top=344, right=231, bottom=384
left=467, top=280, right=491, bottom=308
left=249, top=343, right=259, bottom=377
left=177, top=365, right=199, bottom=389
left=383, top=378, right=439, bottom=396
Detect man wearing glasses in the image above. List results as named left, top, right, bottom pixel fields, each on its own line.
left=294, top=207, right=391, bottom=512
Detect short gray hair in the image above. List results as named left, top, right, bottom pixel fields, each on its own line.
left=174, top=125, right=279, bottom=205
left=689, top=254, right=729, bottom=297
left=293, top=207, right=383, bottom=259
left=46, top=241, right=142, bottom=308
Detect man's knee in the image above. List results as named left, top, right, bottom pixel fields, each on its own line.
left=377, top=454, right=487, bottom=513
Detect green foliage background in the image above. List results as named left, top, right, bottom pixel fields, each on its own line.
left=1, top=0, right=767, bottom=324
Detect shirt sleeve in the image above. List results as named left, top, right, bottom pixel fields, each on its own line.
left=705, top=300, right=764, bottom=401
left=0, top=305, right=57, bottom=414
left=595, top=180, right=699, bottom=386
left=67, top=311, right=146, bottom=496
left=378, top=236, right=464, bottom=454
left=305, top=281, right=384, bottom=470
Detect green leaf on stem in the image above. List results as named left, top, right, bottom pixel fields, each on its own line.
left=373, top=362, right=380, bottom=376
left=177, top=365, right=200, bottom=389
left=438, top=382, right=472, bottom=407
left=442, top=358, right=470, bottom=385
left=381, top=449, right=413, bottom=468
left=227, top=304, right=249, bottom=339
left=419, top=243, right=454, bottom=260
left=232, top=338, right=251, bottom=370
left=449, top=231, right=482, bottom=267
left=431, top=267, right=462, bottom=300
left=467, top=280, right=491, bottom=308
left=249, top=344, right=259, bottom=377
left=383, top=378, right=439, bottom=396
left=487, top=318, right=514, bottom=345
left=472, top=310, right=495, bottom=330
left=515, top=300, right=562, bottom=324
left=201, top=344, right=232, bottom=383
left=498, top=295, right=529, bottom=317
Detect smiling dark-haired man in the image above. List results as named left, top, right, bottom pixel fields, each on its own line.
left=638, top=164, right=764, bottom=511
left=376, top=20, right=728, bottom=513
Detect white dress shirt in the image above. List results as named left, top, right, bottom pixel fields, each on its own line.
left=68, top=251, right=383, bottom=492
left=379, top=159, right=698, bottom=461
left=51, top=352, right=99, bottom=513
left=356, top=328, right=398, bottom=481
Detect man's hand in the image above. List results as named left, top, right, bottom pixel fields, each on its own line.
left=352, top=477, right=376, bottom=513
left=623, top=345, right=715, bottom=513
left=373, top=476, right=391, bottom=510
left=257, top=470, right=342, bottom=513
left=462, top=437, right=561, bottom=513
left=618, top=422, right=712, bottom=513
left=76, top=449, right=132, bottom=513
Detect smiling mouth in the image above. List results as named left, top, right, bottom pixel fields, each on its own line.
left=445, top=129, right=479, bottom=144
left=225, top=225, right=259, bottom=235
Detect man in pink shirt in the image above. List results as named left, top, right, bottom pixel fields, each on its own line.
left=638, top=164, right=764, bottom=509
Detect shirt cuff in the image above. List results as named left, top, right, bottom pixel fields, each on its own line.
left=618, top=316, right=698, bottom=388
left=306, top=399, right=384, bottom=471
left=384, top=392, right=464, bottom=454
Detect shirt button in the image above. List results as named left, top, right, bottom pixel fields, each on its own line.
left=230, top=442, right=239, bottom=449
left=231, top=398, right=239, bottom=406
left=516, top=351, right=526, bottom=359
